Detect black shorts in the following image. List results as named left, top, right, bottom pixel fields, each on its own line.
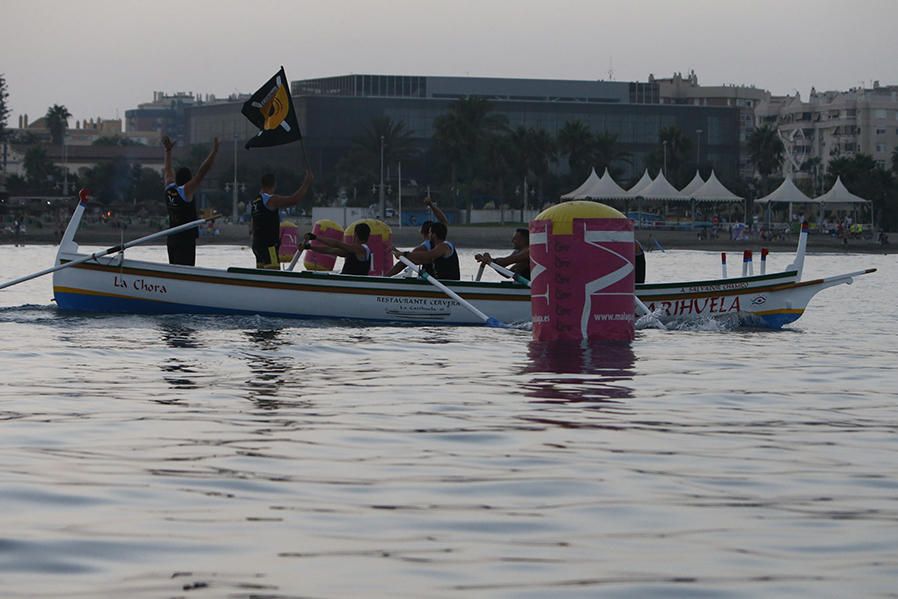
left=252, top=244, right=280, bottom=269
left=167, top=235, right=196, bottom=266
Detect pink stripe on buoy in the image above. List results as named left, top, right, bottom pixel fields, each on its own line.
left=720, top=252, right=728, bottom=278
left=760, top=247, right=768, bottom=275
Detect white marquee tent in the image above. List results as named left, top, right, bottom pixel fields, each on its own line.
left=679, top=171, right=706, bottom=197
left=754, top=177, right=814, bottom=205
left=588, top=168, right=630, bottom=200
left=627, top=169, right=654, bottom=197
left=690, top=170, right=743, bottom=203
left=560, top=168, right=602, bottom=200
left=636, top=171, right=685, bottom=201
left=815, top=176, right=869, bottom=206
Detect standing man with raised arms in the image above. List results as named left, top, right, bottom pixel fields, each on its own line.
left=162, top=135, right=219, bottom=266
left=251, top=169, right=315, bottom=269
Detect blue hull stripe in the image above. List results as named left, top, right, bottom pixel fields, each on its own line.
left=56, top=291, right=799, bottom=330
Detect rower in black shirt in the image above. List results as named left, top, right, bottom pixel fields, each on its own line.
left=475, top=228, right=530, bottom=280
left=162, top=135, right=219, bottom=266
left=385, top=196, right=449, bottom=277
left=251, top=169, right=315, bottom=269
left=395, top=221, right=460, bottom=280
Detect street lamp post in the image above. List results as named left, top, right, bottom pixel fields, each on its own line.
left=378, top=135, right=385, bottom=220
left=225, top=179, right=246, bottom=221
left=232, top=134, right=239, bottom=222
left=662, top=140, right=668, bottom=177
left=696, top=129, right=703, bottom=168
left=62, top=133, right=68, bottom=196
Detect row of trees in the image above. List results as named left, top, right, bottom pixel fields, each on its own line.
left=326, top=101, right=898, bottom=229
left=329, top=98, right=638, bottom=213
left=5, top=145, right=164, bottom=208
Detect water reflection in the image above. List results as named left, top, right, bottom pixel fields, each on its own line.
left=158, top=323, right=201, bottom=393
left=522, top=340, right=635, bottom=404
left=242, top=329, right=295, bottom=409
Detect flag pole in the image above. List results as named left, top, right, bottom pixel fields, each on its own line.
left=299, top=138, right=310, bottom=170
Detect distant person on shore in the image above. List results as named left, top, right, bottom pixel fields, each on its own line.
left=13, top=216, right=23, bottom=247
left=162, top=135, right=219, bottom=266
left=386, top=196, right=449, bottom=277
left=475, top=227, right=530, bottom=280
left=251, top=169, right=315, bottom=269
left=304, top=223, right=372, bottom=275
left=393, top=221, right=460, bottom=280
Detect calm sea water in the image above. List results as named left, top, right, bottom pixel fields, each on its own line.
left=0, top=243, right=895, bottom=598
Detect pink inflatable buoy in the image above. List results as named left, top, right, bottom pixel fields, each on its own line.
left=303, top=220, right=345, bottom=271
left=278, top=221, right=298, bottom=263
left=530, top=201, right=635, bottom=342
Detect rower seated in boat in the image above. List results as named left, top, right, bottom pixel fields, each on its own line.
left=305, top=223, right=372, bottom=275
left=385, top=197, right=449, bottom=277
left=475, top=228, right=530, bottom=280
left=393, top=222, right=460, bottom=280
left=252, top=169, right=315, bottom=269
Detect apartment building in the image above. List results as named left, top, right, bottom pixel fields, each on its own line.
left=756, top=81, right=898, bottom=185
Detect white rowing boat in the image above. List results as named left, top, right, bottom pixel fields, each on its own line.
left=48, top=197, right=874, bottom=329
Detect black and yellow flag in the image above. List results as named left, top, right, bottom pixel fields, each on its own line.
left=241, top=66, right=302, bottom=149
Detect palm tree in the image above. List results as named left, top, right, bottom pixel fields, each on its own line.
left=45, top=104, right=71, bottom=145
left=747, top=125, right=785, bottom=194
left=354, top=116, right=417, bottom=169
left=23, top=146, right=55, bottom=188
left=557, top=120, right=594, bottom=182
left=336, top=116, right=417, bottom=204
left=482, top=131, right=514, bottom=200
left=432, top=96, right=508, bottom=206
left=659, top=126, right=692, bottom=186
left=506, top=126, right=557, bottom=209
left=0, top=74, right=10, bottom=144
left=593, top=131, right=631, bottom=179
left=525, top=128, right=556, bottom=204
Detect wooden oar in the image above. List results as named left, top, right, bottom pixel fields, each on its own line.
left=484, top=261, right=531, bottom=286
left=475, top=262, right=486, bottom=281
left=395, top=254, right=504, bottom=327
left=484, top=260, right=665, bottom=330
left=286, top=247, right=305, bottom=271
left=0, top=215, right=220, bottom=291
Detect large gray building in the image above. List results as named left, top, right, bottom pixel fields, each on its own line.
left=185, top=74, right=741, bottom=193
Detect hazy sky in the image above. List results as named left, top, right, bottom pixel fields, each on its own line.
left=3, top=0, right=897, bottom=126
